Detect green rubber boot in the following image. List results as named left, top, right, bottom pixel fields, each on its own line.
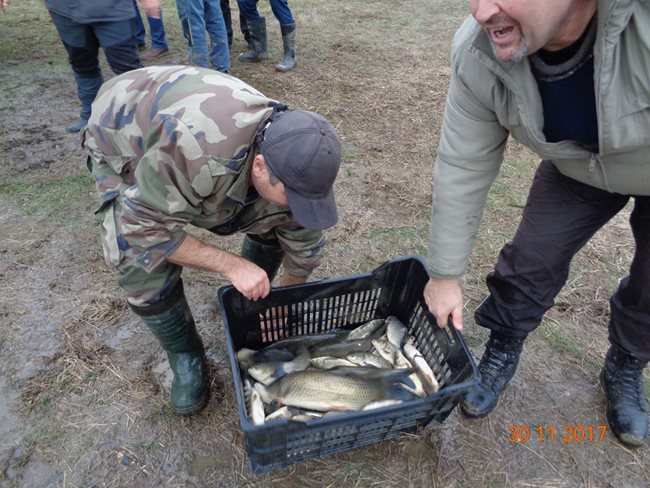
left=130, top=280, right=208, bottom=415
left=241, top=234, right=285, bottom=282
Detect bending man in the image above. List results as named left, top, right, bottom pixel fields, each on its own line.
left=83, top=65, right=341, bottom=415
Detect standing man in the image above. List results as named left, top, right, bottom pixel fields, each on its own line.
left=44, top=0, right=149, bottom=132
left=83, top=66, right=341, bottom=415
left=424, top=0, right=650, bottom=447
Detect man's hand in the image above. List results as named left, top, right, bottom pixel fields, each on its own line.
left=223, top=259, right=271, bottom=301
left=166, top=233, right=271, bottom=300
left=423, top=277, right=464, bottom=330
left=1, top=0, right=12, bottom=13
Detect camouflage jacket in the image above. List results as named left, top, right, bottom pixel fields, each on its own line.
left=83, top=66, right=325, bottom=277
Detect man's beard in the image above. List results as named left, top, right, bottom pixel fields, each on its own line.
left=489, top=34, right=530, bottom=63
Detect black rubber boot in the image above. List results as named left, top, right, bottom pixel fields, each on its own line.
left=130, top=280, right=208, bottom=415
left=241, top=234, right=285, bottom=281
left=461, top=331, right=525, bottom=418
left=238, top=17, right=268, bottom=62
left=275, top=23, right=296, bottom=72
left=600, top=345, right=649, bottom=447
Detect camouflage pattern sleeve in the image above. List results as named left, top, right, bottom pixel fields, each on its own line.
left=274, top=224, right=326, bottom=278
left=119, top=113, right=216, bottom=272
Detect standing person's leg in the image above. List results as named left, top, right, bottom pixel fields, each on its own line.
left=176, top=0, right=210, bottom=68
left=462, top=160, right=629, bottom=418
left=236, top=0, right=267, bottom=62
left=94, top=19, right=143, bottom=75
left=131, top=0, right=147, bottom=48
left=141, top=11, right=170, bottom=59
left=48, top=11, right=104, bottom=133
left=240, top=11, right=250, bottom=47
left=601, top=195, right=650, bottom=447
left=269, top=0, right=295, bottom=71
left=204, top=0, right=230, bottom=72
left=220, top=0, right=233, bottom=48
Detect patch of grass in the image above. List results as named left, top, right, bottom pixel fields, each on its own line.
left=147, top=403, right=178, bottom=422
left=366, top=226, right=428, bottom=258
left=540, top=319, right=602, bottom=373
left=0, top=173, right=95, bottom=220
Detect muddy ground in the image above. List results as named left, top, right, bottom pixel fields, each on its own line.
left=1, top=0, right=649, bottom=487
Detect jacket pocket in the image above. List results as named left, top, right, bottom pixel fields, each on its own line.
left=96, top=195, right=124, bottom=269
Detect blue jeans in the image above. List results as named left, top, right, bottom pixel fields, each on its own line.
left=237, top=0, right=294, bottom=26
left=49, top=10, right=142, bottom=120
left=132, top=0, right=169, bottom=49
left=176, top=0, right=230, bottom=72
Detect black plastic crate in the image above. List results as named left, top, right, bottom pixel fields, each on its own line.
left=217, top=256, right=479, bottom=474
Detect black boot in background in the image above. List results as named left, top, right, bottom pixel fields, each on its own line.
left=461, top=331, right=525, bottom=418
left=600, top=345, right=649, bottom=447
left=238, top=17, right=268, bottom=62
left=275, top=23, right=296, bottom=72
left=131, top=280, right=208, bottom=415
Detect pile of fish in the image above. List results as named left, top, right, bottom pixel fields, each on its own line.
left=236, top=316, right=440, bottom=425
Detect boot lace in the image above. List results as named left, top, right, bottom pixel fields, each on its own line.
left=478, top=336, right=522, bottom=389
left=610, top=357, right=647, bottom=409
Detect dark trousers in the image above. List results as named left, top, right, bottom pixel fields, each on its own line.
left=49, top=11, right=142, bottom=78
left=49, top=11, right=142, bottom=120
left=475, top=160, right=650, bottom=361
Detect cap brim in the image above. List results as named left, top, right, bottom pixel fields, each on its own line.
left=284, top=187, right=338, bottom=230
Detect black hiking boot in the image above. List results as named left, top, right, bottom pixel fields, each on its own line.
left=461, top=331, right=524, bottom=418
left=600, top=345, right=649, bottom=447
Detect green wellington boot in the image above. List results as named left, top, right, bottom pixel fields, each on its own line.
left=241, top=234, right=285, bottom=281
left=130, top=280, right=208, bottom=415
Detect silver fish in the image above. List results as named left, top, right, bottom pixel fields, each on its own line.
left=254, top=369, right=415, bottom=412
left=261, top=329, right=351, bottom=355
left=248, top=349, right=311, bottom=385
left=393, top=348, right=426, bottom=397
left=386, top=315, right=408, bottom=348
left=264, top=405, right=299, bottom=422
left=237, top=347, right=295, bottom=371
left=371, top=338, right=399, bottom=365
left=346, top=351, right=393, bottom=369
left=346, top=319, right=386, bottom=340
left=244, top=378, right=266, bottom=425
left=362, top=399, right=404, bottom=410
left=310, top=356, right=356, bottom=369
left=309, top=337, right=375, bottom=358
left=403, top=343, right=440, bottom=394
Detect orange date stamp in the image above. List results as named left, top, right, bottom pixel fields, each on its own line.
left=507, top=424, right=607, bottom=443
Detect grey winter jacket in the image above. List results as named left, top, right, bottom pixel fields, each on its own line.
left=428, top=0, right=650, bottom=279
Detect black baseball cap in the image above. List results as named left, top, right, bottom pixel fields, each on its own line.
left=260, top=110, right=342, bottom=230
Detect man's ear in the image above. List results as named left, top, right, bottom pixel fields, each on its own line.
left=251, top=153, right=266, bottom=177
